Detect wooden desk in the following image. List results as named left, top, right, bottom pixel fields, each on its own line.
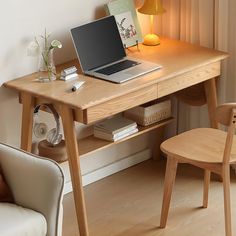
left=4, top=38, right=228, bottom=236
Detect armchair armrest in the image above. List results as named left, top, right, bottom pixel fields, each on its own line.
left=0, top=143, right=64, bottom=236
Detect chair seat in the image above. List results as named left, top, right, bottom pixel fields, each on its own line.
left=0, top=203, right=47, bottom=236
left=161, top=128, right=236, bottom=163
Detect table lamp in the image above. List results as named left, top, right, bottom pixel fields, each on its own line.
left=138, top=0, right=166, bottom=46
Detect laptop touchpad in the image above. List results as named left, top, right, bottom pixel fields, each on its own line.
left=126, top=67, right=147, bottom=75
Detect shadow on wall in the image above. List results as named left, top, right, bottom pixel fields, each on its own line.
left=54, top=0, right=145, bottom=66
left=134, top=0, right=144, bottom=8
left=94, top=5, right=107, bottom=19
left=52, top=4, right=108, bottom=66
left=0, top=86, right=22, bottom=146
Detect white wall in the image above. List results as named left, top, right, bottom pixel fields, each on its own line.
left=0, top=0, right=158, bottom=175
left=0, top=0, right=152, bottom=143
left=0, top=0, right=108, bottom=143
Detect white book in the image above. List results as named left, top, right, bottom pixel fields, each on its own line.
left=94, top=127, right=138, bottom=141
left=94, top=116, right=137, bottom=135
left=113, top=128, right=138, bottom=141
left=94, top=126, right=138, bottom=140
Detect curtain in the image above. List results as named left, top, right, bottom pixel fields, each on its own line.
left=159, top=0, right=236, bottom=133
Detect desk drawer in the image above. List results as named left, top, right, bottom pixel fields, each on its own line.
left=85, top=84, right=158, bottom=124
left=158, top=61, right=221, bottom=98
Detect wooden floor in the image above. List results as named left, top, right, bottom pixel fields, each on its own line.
left=62, top=159, right=236, bottom=236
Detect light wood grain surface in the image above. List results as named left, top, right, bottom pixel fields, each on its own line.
left=4, top=38, right=228, bottom=111
left=63, top=160, right=236, bottom=236
left=161, top=128, right=236, bottom=164
left=160, top=105, right=236, bottom=236
left=65, top=118, right=173, bottom=158
left=20, top=92, right=35, bottom=151
left=60, top=104, right=89, bottom=235
left=4, top=38, right=229, bottom=236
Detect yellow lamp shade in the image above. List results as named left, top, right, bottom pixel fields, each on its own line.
left=138, top=0, right=166, bottom=15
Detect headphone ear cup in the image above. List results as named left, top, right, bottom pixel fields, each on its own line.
left=33, top=122, right=48, bottom=139
left=46, top=128, right=62, bottom=146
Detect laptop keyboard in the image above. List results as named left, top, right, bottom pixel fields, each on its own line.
left=95, top=60, right=141, bottom=75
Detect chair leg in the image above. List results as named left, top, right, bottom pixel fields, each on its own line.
left=203, top=170, right=211, bottom=208
left=222, top=165, right=232, bottom=236
left=160, top=157, right=178, bottom=228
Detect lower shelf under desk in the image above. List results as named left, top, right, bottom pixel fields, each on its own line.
left=77, top=117, right=174, bottom=159
left=59, top=117, right=174, bottom=191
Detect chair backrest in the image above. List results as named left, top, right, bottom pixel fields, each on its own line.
left=215, top=103, right=236, bottom=164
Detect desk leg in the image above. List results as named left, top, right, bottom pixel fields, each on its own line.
left=152, top=126, right=165, bottom=160
left=20, top=92, right=34, bottom=151
left=204, top=78, right=218, bottom=129
left=60, top=105, right=89, bottom=236
left=204, top=77, right=218, bottom=197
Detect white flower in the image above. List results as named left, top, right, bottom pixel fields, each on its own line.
left=50, top=40, right=62, bottom=49
left=27, top=40, right=40, bottom=57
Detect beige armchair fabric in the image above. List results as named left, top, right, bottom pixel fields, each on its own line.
left=0, top=142, right=64, bottom=236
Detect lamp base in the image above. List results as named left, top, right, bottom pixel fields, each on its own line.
left=143, top=34, right=160, bottom=46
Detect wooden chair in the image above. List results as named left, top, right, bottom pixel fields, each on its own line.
left=160, top=103, right=236, bottom=236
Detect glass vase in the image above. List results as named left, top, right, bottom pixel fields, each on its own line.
left=38, top=49, right=56, bottom=82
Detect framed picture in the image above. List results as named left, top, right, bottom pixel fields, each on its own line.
left=105, top=0, right=143, bottom=48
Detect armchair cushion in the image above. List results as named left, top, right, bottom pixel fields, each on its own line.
left=0, top=203, right=47, bottom=236
left=0, top=142, right=64, bottom=236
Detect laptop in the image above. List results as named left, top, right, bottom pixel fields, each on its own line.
left=71, top=16, right=162, bottom=84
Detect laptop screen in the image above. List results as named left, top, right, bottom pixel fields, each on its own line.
left=71, top=16, right=126, bottom=72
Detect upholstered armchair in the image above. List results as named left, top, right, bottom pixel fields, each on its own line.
left=0, top=142, right=64, bottom=236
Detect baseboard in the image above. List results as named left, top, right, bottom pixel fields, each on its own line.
left=62, top=148, right=151, bottom=194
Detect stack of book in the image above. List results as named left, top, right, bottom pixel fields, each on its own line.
left=94, top=116, right=138, bottom=141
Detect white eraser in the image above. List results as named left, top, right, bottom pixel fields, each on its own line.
left=61, top=66, right=77, bottom=77
left=60, top=73, right=78, bottom=81
left=71, top=81, right=85, bottom=92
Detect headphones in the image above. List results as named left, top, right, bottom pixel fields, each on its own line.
left=33, top=104, right=62, bottom=146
